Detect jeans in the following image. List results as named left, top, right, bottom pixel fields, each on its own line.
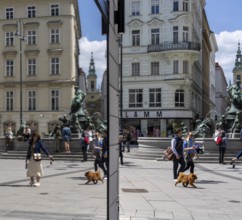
left=82, top=145, right=88, bottom=161
left=173, top=156, right=186, bottom=179
left=184, top=160, right=194, bottom=173
left=219, top=147, right=226, bottom=163
left=236, top=150, right=242, bottom=159
left=94, top=157, right=107, bottom=175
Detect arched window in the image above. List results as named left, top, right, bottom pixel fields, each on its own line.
left=175, top=89, right=184, bottom=107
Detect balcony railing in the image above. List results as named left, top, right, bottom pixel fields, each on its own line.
left=147, top=41, right=201, bottom=53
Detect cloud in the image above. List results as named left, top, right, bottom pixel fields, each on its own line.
left=79, top=37, right=107, bottom=87
left=215, top=30, right=242, bottom=83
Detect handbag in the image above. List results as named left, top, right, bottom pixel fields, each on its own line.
left=33, top=153, right=41, bottom=161
left=164, top=146, right=175, bottom=161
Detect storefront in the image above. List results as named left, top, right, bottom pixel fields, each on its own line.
left=122, top=110, right=194, bottom=137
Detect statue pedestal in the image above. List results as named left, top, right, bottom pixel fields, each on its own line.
left=227, top=133, right=241, bottom=139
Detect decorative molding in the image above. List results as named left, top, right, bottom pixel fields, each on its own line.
left=47, top=20, right=63, bottom=28
left=2, top=50, right=17, bottom=58
left=147, top=18, right=164, bottom=26
left=47, top=48, right=63, bottom=55
left=24, top=49, right=40, bottom=56
left=24, top=22, right=40, bottom=29
left=2, top=23, right=17, bottom=31
left=127, top=19, right=144, bottom=27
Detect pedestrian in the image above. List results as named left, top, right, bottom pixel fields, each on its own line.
left=23, top=126, right=31, bottom=142
left=26, top=130, right=53, bottom=187
left=102, top=130, right=108, bottom=175
left=93, top=132, right=107, bottom=178
left=183, top=132, right=197, bottom=174
left=5, top=127, right=13, bottom=153
left=230, top=149, right=242, bottom=164
left=62, top=126, right=71, bottom=153
left=218, top=131, right=227, bottom=164
left=171, top=128, right=185, bottom=181
left=125, top=131, right=131, bottom=152
left=51, top=125, right=61, bottom=152
left=80, top=132, right=88, bottom=162
left=119, top=134, right=124, bottom=165
left=87, top=127, right=93, bottom=151
left=214, top=123, right=223, bottom=143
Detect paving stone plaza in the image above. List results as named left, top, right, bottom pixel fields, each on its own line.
left=0, top=156, right=242, bottom=220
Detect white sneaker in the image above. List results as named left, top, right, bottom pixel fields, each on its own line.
left=34, top=182, right=40, bottom=187
left=174, top=179, right=177, bottom=182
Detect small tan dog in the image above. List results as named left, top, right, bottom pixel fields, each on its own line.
left=175, top=172, right=197, bottom=188
left=85, top=170, right=103, bottom=184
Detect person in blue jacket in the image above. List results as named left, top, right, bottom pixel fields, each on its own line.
left=26, top=130, right=53, bottom=187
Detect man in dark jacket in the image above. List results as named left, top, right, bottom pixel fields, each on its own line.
left=171, top=128, right=185, bottom=181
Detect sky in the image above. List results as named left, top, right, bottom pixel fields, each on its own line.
left=78, top=0, right=242, bottom=85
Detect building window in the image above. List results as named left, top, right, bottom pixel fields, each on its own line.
left=173, top=26, right=178, bottom=43
left=28, top=59, right=36, bottom=76
left=50, top=4, right=59, bottom=16
left=183, top=0, right=189, bottom=11
left=151, top=62, right=159, bottom=75
left=132, top=30, right=140, bottom=46
left=5, top=32, right=14, bottom=46
left=151, top=0, right=159, bottom=14
left=28, top=90, right=36, bottom=111
left=132, top=63, right=140, bottom=76
left=6, top=8, right=14, bottom=19
left=236, top=75, right=241, bottom=82
left=183, top=61, right=189, bottom=73
left=173, top=60, right=179, bottom=74
left=50, top=58, right=60, bottom=75
left=149, top=88, right=161, bottom=107
left=173, top=0, right=179, bottom=11
left=50, top=29, right=60, bottom=44
left=183, top=27, right=189, bottom=42
left=91, top=81, right=95, bottom=90
left=6, top=91, right=14, bottom=111
left=129, top=89, right=143, bottom=108
left=5, top=60, right=14, bottom=77
left=27, top=30, right=36, bottom=45
left=132, top=1, right=140, bottom=16
left=175, top=89, right=184, bottom=107
left=27, top=6, right=36, bottom=18
left=151, top=28, right=160, bottom=45
left=51, top=90, right=59, bottom=111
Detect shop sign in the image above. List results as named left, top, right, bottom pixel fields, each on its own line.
left=123, top=111, right=162, bottom=118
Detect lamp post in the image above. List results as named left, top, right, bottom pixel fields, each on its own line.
left=15, top=19, right=25, bottom=127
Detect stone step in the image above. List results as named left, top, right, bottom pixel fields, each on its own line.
left=0, top=151, right=95, bottom=162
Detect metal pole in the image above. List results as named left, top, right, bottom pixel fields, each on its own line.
left=19, top=21, right=23, bottom=126
left=16, top=19, right=24, bottom=126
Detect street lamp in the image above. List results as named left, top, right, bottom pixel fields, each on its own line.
left=15, top=19, right=26, bottom=127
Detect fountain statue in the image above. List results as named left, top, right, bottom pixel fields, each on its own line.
left=192, top=80, right=242, bottom=138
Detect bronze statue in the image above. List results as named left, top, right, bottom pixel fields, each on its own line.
left=70, top=86, right=86, bottom=117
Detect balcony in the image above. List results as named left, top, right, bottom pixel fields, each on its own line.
left=147, top=41, right=200, bottom=53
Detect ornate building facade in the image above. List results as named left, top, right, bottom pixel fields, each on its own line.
left=121, top=0, right=218, bottom=137
left=0, top=0, right=81, bottom=135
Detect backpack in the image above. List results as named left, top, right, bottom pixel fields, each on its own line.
left=216, top=136, right=222, bottom=145
left=84, top=136, right=90, bottom=144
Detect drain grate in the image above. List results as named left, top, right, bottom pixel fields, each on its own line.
left=121, top=188, right=148, bottom=193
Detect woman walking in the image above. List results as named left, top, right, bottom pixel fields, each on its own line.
left=26, top=131, right=53, bottom=187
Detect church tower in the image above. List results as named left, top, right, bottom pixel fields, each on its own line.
left=85, top=53, right=102, bottom=116
left=233, top=43, right=242, bottom=87
left=87, top=52, right=97, bottom=92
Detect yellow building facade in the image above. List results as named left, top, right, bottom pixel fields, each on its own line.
left=0, top=0, right=81, bottom=135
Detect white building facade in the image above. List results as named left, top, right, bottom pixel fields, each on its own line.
left=122, top=0, right=206, bottom=137
left=0, top=0, right=81, bottom=134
